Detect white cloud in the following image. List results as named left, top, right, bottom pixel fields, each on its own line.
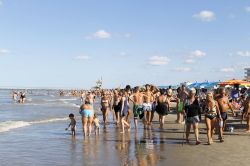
left=124, top=33, right=132, bottom=38
left=148, top=56, right=170, bottom=66
left=245, top=6, right=250, bottom=13
left=73, top=55, right=90, bottom=60
left=0, top=49, right=10, bottom=55
left=228, top=14, right=236, bottom=19
left=93, top=30, right=111, bottom=39
left=237, top=51, right=250, bottom=57
left=193, top=10, right=216, bottom=22
left=174, top=67, right=191, bottom=72
left=185, top=59, right=196, bottom=64
left=85, top=29, right=111, bottom=39
left=190, top=50, right=206, bottom=58
left=119, top=52, right=127, bottom=56
left=220, top=68, right=235, bottom=73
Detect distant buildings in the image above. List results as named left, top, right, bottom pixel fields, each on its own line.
left=245, top=68, right=250, bottom=81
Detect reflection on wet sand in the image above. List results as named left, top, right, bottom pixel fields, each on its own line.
left=113, top=129, right=160, bottom=166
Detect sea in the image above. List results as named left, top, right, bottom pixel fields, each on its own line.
left=0, top=89, right=174, bottom=166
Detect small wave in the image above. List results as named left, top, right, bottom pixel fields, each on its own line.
left=31, top=117, right=68, bottom=124
left=0, top=117, right=68, bottom=133
left=0, top=121, right=31, bottom=133
left=26, top=98, right=32, bottom=102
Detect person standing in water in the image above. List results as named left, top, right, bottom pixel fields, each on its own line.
left=12, top=91, right=18, bottom=102
left=130, top=87, right=144, bottom=130
left=142, top=84, right=154, bottom=129
left=101, top=91, right=110, bottom=124
left=19, top=92, right=26, bottom=103
left=156, top=89, right=169, bottom=129
left=112, top=89, right=122, bottom=125
left=79, top=99, right=94, bottom=137
left=120, top=90, right=131, bottom=133
left=65, top=113, right=76, bottom=136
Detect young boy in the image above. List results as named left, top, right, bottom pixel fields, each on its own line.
left=93, top=114, right=100, bottom=135
left=65, top=113, right=76, bottom=136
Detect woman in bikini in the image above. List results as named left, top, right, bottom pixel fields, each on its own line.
left=101, top=91, right=110, bottom=124
left=79, top=99, right=94, bottom=137
left=205, top=92, right=222, bottom=145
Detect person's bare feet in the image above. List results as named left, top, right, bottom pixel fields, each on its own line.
left=196, top=140, right=201, bottom=145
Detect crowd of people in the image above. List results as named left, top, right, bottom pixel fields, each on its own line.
left=66, top=84, right=250, bottom=145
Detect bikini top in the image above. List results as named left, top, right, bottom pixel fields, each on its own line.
left=207, top=102, right=217, bottom=114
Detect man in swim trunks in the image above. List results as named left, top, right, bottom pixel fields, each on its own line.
left=142, top=84, right=154, bottom=128
left=130, top=86, right=144, bottom=130
left=217, top=88, right=235, bottom=142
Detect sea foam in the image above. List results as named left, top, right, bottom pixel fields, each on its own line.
left=0, top=117, right=68, bottom=133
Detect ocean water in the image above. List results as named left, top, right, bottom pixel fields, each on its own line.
left=0, top=89, right=171, bottom=166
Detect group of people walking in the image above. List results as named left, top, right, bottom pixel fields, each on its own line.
left=70, top=85, right=250, bottom=145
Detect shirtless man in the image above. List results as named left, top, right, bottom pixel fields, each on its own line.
left=217, top=88, right=235, bottom=142
left=177, top=85, right=189, bottom=124
left=142, top=84, right=154, bottom=128
left=130, top=87, right=144, bottom=130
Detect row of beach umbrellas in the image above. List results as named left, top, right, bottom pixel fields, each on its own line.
left=188, top=79, right=250, bottom=89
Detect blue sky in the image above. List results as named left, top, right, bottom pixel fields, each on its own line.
left=0, top=0, right=250, bottom=89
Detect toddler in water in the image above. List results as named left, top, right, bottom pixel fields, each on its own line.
left=93, top=114, right=100, bottom=135
left=65, top=113, right=76, bottom=136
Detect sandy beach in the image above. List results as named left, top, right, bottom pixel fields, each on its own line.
left=0, top=89, right=249, bottom=166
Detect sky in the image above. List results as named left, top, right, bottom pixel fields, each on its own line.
left=0, top=0, right=250, bottom=89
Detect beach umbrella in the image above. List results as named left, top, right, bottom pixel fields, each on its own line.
left=204, top=82, right=219, bottom=89
left=219, top=79, right=250, bottom=87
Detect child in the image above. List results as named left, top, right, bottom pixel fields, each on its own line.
left=65, top=113, right=76, bottom=136
left=93, top=114, right=100, bottom=135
